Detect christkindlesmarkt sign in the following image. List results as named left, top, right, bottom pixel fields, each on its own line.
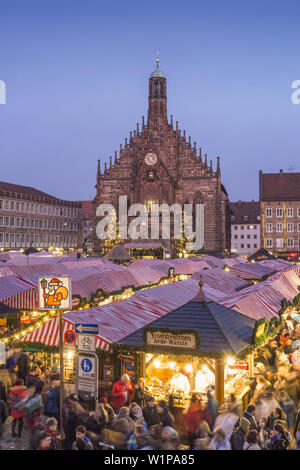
left=146, top=330, right=196, bottom=349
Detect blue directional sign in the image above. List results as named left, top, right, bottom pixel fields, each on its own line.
left=75, top=323, right=99, bottom=335
left=81, top=358, right=93, bottom=373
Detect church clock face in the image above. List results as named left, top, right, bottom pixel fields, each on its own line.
left=144, top=152, right=157, bottom=166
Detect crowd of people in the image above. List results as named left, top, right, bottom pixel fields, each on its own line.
left=0, top=312, right=299, bottom=450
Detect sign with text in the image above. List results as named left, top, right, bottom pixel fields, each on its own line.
left=77, top=334, right=96, bottom=352
left=38, top=276, right=71, bottom=310
left=76, top=352, right=98, bottom=403
left=146, top=330, right=196, bottom=349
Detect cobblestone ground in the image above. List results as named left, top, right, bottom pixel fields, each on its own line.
left=1, top=415, right=47, bottom=451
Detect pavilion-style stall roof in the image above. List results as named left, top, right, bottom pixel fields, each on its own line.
left=247, top=248, right=276, bottom=262
left=113, top=281, right=256, bottom=358
left=104, top=243, right=133, bottom=262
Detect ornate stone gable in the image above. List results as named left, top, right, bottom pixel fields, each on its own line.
left=92, top=59, right=231, bottom=255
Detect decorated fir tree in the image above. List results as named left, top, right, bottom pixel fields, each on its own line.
left=102, top=221, right=121, bottom=255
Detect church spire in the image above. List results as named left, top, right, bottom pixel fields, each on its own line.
left=147, top=53, right=167, bottom=127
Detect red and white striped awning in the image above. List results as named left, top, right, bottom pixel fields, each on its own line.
left=0, top=275, right=38, bottom=309
left=21, top=315, right=111, bottom=351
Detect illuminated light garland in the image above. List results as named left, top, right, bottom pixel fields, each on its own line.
left=0, top=274, right=190, bottom=345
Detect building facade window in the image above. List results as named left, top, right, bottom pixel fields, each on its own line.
left=266, top=223, right=273, bottom=233
left=266, top=208, right=272, bottom=217
left=266, top=238, right=273, bottom=247
left=276, top=223, right=283, bottom=233
left=276, top=238, right=284, bottom=248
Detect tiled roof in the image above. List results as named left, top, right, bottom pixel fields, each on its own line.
left=230, top=201, right=260, bottom=224
left=0, top=181, right=81, bottom=206
left=259, top=171, right=300, bottom=201
left=114, top=296, right=256, bottom=356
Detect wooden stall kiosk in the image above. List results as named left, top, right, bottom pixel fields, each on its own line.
left=112, top=281, right=256, bottom=425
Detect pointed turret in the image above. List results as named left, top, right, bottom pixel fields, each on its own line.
left=217, top=156, right=221, bottom=177
left=97, top=158, right=101, bottom=177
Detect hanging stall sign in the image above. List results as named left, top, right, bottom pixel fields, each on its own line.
left=38, top=276, right=71, bottom=310
left=92, top=289, right=105, bottom=303
left=145, top=329, right=197, bottom=350
left=72, top=295, right=81, bottom=309
left=168, top=267, right=175, bottom=277
left=77, top=334, right=96, bottom=352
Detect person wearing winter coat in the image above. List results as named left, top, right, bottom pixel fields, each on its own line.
left=267, top=423, right=290, bottom=450
left=142, top=397, right=160, bottom=427
left=44, top=417, right=59, bottom=450
left=0, top=365, right=12, bottom=400
left=258, top=418, right=269, bottom=449
left=230, top=417, right=250, bottom=450
left=26, top=366, right=43, bottom=395
left=206, top=390, right=219, bottom=430
left=112, top=374, right=134, bottom=413
left=156, top=401, right=175, bottom=428
left=278, top=391, right=295, bottom=431
left=241, top=405, right=259, bottom=431
left=71, top=425, right=93, bottom=450
left=294, top=408, right=300, bottom=442
left=62, top=394, right=89, bottom=450
left=8, top=378, right=27, bottom=438
left=133, top=378, right=148, bottom=409
left=8, top=364, right=18, bottom=387
left=44, top=378, right=60, bottom=424
left=0, top=381, right=6, bottom=402
left=112, top=406, right=136, bottom=438
left=184, top=394, right=211, bottom=443
left=209, top=427, right=231, bottom=450
left=16, top=352, right=30, bottom=383
left=0, top=399, right=8, bottom=449
left=129, top=402, right=143, bottom=421
left=265, top=407, right=287, bottom=434
left=86, top=403, right=110, bottom=436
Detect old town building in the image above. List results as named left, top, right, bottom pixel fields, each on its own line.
left=0, top=182, right=82, bottom=251
left=230, top=201, right=261, bottom=256
left=93, top=59, right=231, bottom=256
left=260, top=169, right=300, bottom=258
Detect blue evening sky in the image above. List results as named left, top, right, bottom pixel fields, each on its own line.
left=0, top=0, right=299, bottom=202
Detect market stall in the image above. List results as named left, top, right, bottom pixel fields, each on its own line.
left=112, top=280, right=257, bottom=412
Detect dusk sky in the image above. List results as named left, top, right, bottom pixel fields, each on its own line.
left=0, top=0, right=299, bottom=203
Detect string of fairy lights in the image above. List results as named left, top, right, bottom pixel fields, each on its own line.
left=0, top=273, right=190, bottom=346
